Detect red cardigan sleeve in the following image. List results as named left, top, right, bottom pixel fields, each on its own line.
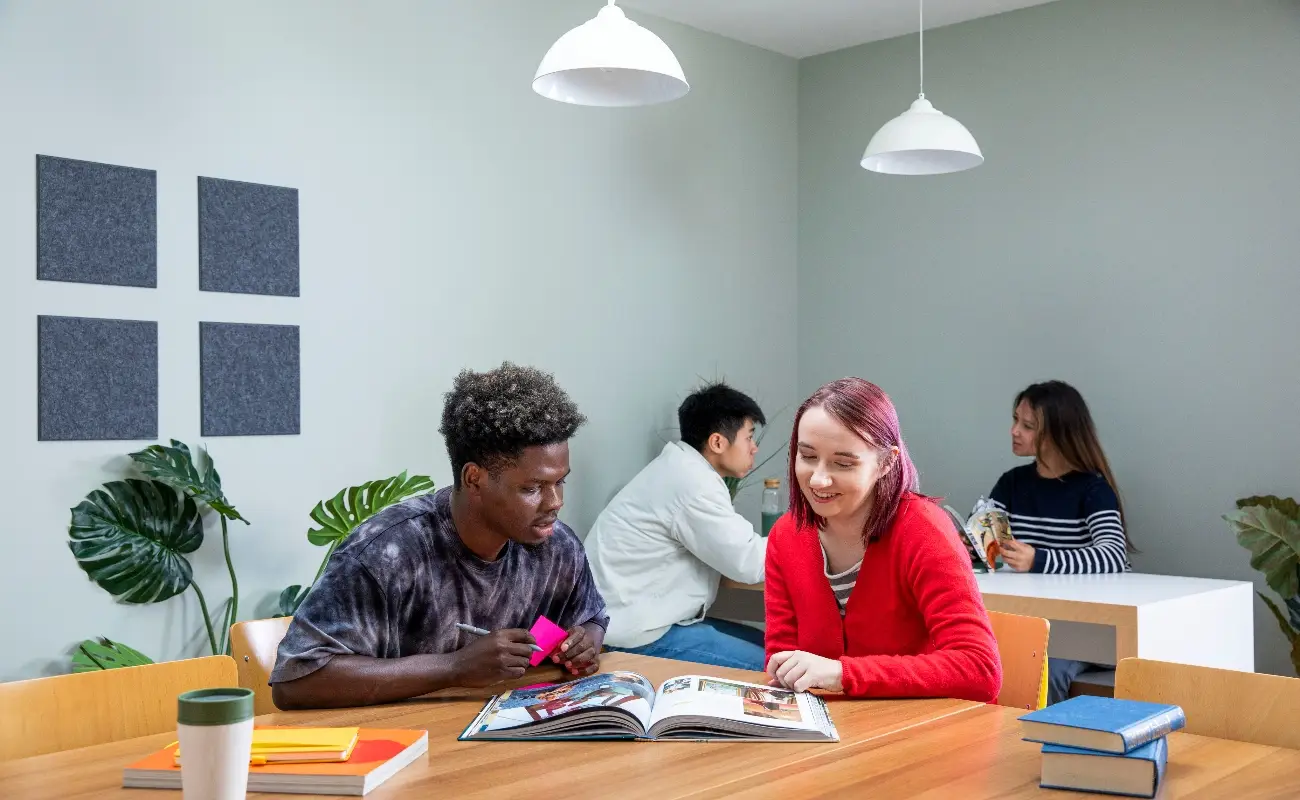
left=839, top=507, right=1003, bottom=703
left=763, top=515, right=799, bottom=665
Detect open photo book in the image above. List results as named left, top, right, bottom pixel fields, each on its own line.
left=459, top=671, right=839, bottom=742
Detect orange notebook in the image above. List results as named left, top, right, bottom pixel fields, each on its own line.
left=123, top=728, right=428, bottom=796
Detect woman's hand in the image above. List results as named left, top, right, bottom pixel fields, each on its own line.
left=766, top=650, right=844, bottom=693
left=1000, top=540, right=1036, bottom=572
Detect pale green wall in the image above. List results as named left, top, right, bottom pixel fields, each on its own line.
left=4, top=0, right=1294, bottom=681
left=0, top=0, right=798, bottom=679
left=798, top=0, right=1300, bottom=674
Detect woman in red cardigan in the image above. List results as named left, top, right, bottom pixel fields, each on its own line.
left=765, top=378, right=1002, bottom=702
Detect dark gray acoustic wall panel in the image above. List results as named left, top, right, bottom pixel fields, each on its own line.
left=200, top=322, right=300, bottom=436
left=37, top=316, right=158, bottom=441
left=198, top=177, right=299, bottom=296
left=37, top=156, right=157, bottom=287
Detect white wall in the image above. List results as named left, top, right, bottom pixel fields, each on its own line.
left=0, top=0, right=798, bottom=680
left=797, top=0, right=1300, bottom=675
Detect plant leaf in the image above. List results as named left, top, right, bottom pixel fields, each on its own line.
left=1257, top=592, right=1300, bottom=678
left=1236, top=495, right=1300, bottom=523
left=276, top=584, right=310, bottom=617
left=305, top=472, right=434, bottom=547
left=130, top=439, right=247, bottom=523
left=71, top=637, right=155, bottom=672
left=68, top=479, right=204, bottom=604
left=1258, top=592, right=1299, bottom=644
left=1225, top=506, right=1300, bottom=597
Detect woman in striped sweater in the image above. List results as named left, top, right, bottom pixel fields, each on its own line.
left=989, top=380, right=1132, bottom=702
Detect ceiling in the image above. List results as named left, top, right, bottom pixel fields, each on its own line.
left=620, top=0, right=1062, bottom=59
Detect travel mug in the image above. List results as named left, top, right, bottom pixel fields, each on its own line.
left=177, top=687, right=255, bottom=800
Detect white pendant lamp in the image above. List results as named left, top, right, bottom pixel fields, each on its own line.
left=861, top=0, right=982, bottom=175
left=534, top=0, right=689, bottom=107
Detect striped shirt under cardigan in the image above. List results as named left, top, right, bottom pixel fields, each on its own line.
left=822, top=545, right=862, bottom=615
left=988, top=464, right=1131, bottom=574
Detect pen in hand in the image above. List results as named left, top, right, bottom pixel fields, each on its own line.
left=456, top=622, right=543, bottom=652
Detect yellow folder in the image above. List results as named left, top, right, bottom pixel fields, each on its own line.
left=174, top=727, right=361, bottom=766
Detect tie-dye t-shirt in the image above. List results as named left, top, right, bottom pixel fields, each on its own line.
left=270, top=487, right=609, bottom=684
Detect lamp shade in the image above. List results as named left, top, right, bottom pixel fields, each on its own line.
left=861, top=96, right=982, bottom=175
left=533, top=4, right=689, bottom=107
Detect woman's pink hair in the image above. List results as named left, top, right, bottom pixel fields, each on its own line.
left=787, top=378, right=921, bottom=543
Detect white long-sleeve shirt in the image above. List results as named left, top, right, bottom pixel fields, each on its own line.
left=584, top=442, right=768, bottom=648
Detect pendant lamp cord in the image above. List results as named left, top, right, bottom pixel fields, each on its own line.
left=918, top=0, right=925, bottom=98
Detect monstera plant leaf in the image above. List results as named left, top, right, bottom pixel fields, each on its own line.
left=68, top=479, right=204, bottom=604
left=71, top=637, right=155, bottom=672
left=130, top=439, right=247, bottom=523
left=1225, top=504, right=1300, bottom=598
left=307, top=472, right=434, bottom=548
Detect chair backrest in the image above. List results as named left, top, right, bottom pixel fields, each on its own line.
left=1115, top=658, right=1300, bottom=749
left=230, top=617, right=293, bottom=715
left=0, top=655, right=237, bottom=761
left=988, top=610, right=1050, bottom=711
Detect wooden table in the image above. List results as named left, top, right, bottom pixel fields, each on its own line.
left=687, top=704, right=1300, bottom=799
left=0, top=653, right=979, bottom=799
left=4, top=653, right=1292, bottom=799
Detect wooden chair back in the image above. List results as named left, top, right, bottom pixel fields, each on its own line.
left=988, top=610, right=1051, bottom=711
left=0, top=655, right=237, bottom=761
left=1115, top=657, right=1300, bottom=749
left=229, top=616, right=293, bottom=715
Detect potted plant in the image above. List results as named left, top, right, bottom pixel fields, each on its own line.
left=68, top=440, right=247, bottom=665
left=1224, top=495, right=1300, bottom=676
left=276, top=472, right=434, bottom=616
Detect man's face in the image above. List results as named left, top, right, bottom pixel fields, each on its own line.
left=474, top=442, right=571, bottom=545
left=713, top=419, right=759, bottom=480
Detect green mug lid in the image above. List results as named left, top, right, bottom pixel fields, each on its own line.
left=177, top=688, right=254, bottom=726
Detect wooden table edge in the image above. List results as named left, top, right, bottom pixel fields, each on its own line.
left=674, top=700, right=988, bottom=799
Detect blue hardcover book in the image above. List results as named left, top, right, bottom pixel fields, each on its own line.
left=1040, top=737, right=1168, bottom=798
left=1019, top=696, right=1185, bottom=753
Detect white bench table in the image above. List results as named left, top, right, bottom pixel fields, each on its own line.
left=975, top=571, right=1255, bottom=670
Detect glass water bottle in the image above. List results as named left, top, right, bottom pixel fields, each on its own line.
left=761, top=478, right=782, bottom=537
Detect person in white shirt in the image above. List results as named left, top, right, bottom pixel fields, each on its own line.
left=584, top=383, right=769, bottom=670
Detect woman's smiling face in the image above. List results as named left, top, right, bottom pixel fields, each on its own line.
left=794, top=405, right=891, bottom=523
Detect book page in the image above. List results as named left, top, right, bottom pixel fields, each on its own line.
left=466, top=671, right=656, bottom=735
left=647, top=675, right=832, bottom=735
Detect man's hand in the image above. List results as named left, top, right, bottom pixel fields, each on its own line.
left=766, top=650, right=844, bottom=693
left=1000, top=540, right=1036, bottom=572
left=552, top=624, right=602, bottom=677
left=451, top=629, right=537, bottom=687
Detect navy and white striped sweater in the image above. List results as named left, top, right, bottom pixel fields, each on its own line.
left=989, top=464, right=1131, bottom=574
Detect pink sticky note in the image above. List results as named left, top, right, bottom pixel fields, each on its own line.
left=516, top=682, right=558, bottom=691
left=528, top=615, right=568, bottom=667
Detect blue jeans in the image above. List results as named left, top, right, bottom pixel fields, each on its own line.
left=608, top=618, right=766, bottom=672
left=1048, top=657, right=1103, bottom=705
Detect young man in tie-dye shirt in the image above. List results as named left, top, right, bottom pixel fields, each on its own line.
left=271, top=363, right=609, bottom=709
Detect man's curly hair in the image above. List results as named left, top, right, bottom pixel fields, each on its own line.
left=440, top=362, right=587, bottom=487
